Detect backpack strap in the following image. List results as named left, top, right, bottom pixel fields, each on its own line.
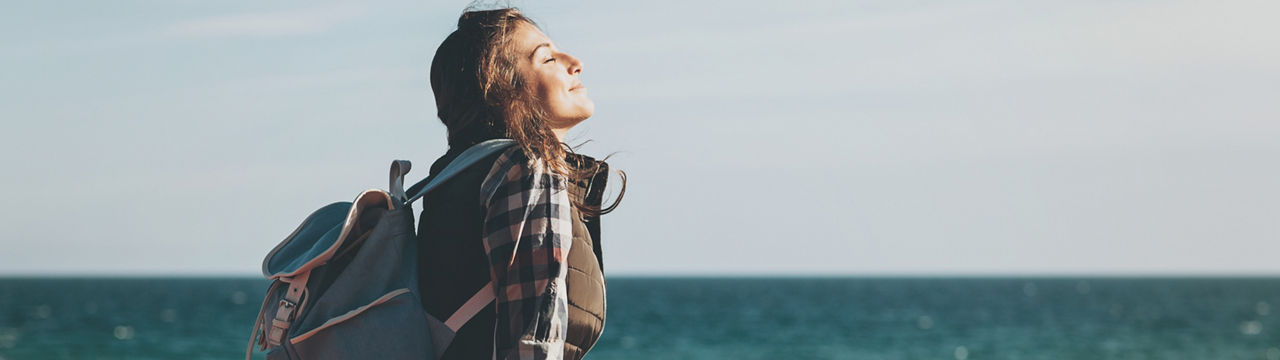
left=446, top=282, right=496, bottom=331
left=267, top=271, right=310, bottom=347
left=245, top=281, right=282, bottom=360
left=425, top=282, right=497, bottom=359
left=243, top=272, right=314, bottom=360
left=417, top=139, right=513, bottom=329
left=394, top=139, right=511, bottom=336
left=390, top=139, right=517, bottom=206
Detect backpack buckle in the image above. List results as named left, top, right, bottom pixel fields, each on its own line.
left=266, top=299, right=297, bottom=347
left=277, top=299, right=297, bottom=320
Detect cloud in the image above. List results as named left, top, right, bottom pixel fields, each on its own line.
left=163, top=3, right=368, bottom=38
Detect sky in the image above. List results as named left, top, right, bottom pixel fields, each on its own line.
left=1, top=0, right=1277, bottom=276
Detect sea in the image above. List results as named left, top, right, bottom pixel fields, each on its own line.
left=2, top=277, right=1280, bottom=360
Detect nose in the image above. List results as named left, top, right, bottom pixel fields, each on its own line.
left=566, top=53, right=584, bottom=75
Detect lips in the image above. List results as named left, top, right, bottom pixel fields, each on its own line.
left=569, top=82, right=585, bottom=92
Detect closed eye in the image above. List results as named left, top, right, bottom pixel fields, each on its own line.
left=543, top=57, right=556, bottom=64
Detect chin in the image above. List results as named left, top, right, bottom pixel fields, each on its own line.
left=548, top=99, right=594, bottom=126
left=566, top=112, right=592, bottom=126
left=569, top=101, right=595, bottom=121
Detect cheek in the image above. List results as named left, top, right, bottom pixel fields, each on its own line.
left=530, top=73, right=559, bottom=102
left=526, top=69, right=590, bottom=119
left=536, top=77, right=570, bottom=107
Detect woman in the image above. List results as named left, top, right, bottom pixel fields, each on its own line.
left=416, top=8, right=625, bottom=360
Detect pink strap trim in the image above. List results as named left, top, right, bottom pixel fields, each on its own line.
left=266, top=271, right=310, bottom=347
left=289, top=288, right=412, bottom=344
left=446, top=282, right=495, bottom=331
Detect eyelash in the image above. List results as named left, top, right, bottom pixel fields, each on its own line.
left=543, top=57, right=556, bottom=64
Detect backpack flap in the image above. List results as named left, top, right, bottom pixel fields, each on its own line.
left=262, top=190, right=395, bottom=280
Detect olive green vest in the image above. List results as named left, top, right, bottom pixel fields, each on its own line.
left=418, top=148, right=609, bottom=360
left=563, top=156, right=609, bottom=359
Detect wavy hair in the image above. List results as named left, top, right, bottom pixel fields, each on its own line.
left=430, top=7, right=624, bottom=216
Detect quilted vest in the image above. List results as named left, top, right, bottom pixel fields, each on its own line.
left=564, top=155, right=609, bottom=360
left=418, top=147, right=609, bottom=360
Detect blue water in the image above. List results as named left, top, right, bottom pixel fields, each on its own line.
left=2, top=277, right=1280, bottom=359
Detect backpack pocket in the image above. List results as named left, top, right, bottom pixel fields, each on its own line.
left=288, top=288, right=433, bottom=360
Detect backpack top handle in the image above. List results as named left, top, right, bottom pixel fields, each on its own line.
left=390, top=138, right=518, bottom=206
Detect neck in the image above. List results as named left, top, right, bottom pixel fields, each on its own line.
left=552, top=127, right=569, bottom=143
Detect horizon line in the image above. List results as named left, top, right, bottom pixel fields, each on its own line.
left=8, top=272, right=1280, bottom=279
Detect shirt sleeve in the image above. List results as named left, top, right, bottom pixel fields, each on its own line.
left=479, top=147, right=573, bottom=360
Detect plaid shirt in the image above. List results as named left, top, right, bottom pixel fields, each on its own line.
left=479, top=147, right=574, bottom=360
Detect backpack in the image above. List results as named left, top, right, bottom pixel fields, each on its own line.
left=246, top=139, right=516, bottom=360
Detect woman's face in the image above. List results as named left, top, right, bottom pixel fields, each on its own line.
left=510, top=22, right=593, bottom=134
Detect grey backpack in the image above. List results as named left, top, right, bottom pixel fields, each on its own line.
left=246, top=139, right=515, bottom=360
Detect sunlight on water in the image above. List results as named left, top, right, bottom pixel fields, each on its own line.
left=1240, top=320, right=1263, bottom=335
left=230, top=291, right=247, bottom=305
left=112, top=325, right=134, bottom=340
left=0, top=328, right=17, bottom=349
left=916, top=315, right=933, bottom=330
left=1075, top=280, right=1091, bottom=295
left=32, top=306, right=49, bottom=320
left=1109, top=303, right=1124, bottom=318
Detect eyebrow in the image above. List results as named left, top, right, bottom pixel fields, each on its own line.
left=529, top=42, right=551, bottom=59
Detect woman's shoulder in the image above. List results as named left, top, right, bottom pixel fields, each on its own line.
left=479, top=145, right=612, bottom=190
left=490, top=146, right=611, bottom=177
left=478, top=146, right=541, bottom=203
left=484, top=145, right=534, bottom=178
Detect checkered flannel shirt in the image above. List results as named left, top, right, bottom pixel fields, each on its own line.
left=479, top=147, right=574, bottom=360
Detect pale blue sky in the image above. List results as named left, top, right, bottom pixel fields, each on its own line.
left=2, top=0, right=1277, bottom=276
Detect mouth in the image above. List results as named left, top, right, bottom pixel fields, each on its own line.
left=569, top=82, right=585, bottom=92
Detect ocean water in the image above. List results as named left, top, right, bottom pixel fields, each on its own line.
left=2, top=277, right=1280, bottom=360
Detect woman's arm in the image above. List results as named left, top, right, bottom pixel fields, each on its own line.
left=480, top=147, right=573, bottom=360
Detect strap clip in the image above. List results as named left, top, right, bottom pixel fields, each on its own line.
left=276, top=299, right=297, bottom=321
left=266, top=298, right=298, bottom=346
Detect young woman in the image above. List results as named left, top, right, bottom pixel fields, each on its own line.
left=416, top=8, right=625, bottom=360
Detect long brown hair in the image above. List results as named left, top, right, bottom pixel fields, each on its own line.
left=430, top=7, right=624, bottom=216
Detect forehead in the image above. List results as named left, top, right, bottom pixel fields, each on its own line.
left=510, top=22, right=552, bottom=52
